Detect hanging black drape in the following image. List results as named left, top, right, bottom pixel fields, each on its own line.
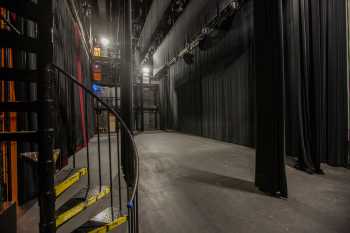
left=323, top=0, right=348, bottom=167
left=284, top=0, right=348, bottom=170
left=254, top=0, right=288, bottom=197
left=53, top=0, right=93, bottom=156
left=159, top=1, right=255, bottom=146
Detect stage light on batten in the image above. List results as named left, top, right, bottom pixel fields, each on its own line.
left=142, top=66, right=151, bottom=76
left=230, top=0, right=240, bottom=9
left=100, top=37, right=110, bottom=47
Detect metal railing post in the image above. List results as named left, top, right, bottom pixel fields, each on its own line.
left=37, top=1, right=55, bottom=232
left=107, top=113, right=115, bottom=218
left=96, top=103, right=103, bottom=191
left=85, top=92, right=91, bottom=191
left=120, top=0, right=134, bottom=186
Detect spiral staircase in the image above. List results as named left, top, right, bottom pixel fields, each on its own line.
left=0, top=1, right=139, bottom=233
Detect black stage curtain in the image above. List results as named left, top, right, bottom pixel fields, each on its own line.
left=254, top=0, right=288, bottom=197
left=158, top=0, right=348, bottom=196
left=284, top=0, right=348, bottom=171
left=160, top=1, right=255, bottom=146
left=53, top=0, right=93, bottom=159
left=159, top=71, right=177, bottom=130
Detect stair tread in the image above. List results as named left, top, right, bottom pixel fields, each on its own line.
left=55, top=167, right=88, bottom=197
left=74, top=208, right=128, bottom=233
left=90, top=207, right=120, bottom=225
left=56, top=186, right=110, bottom=227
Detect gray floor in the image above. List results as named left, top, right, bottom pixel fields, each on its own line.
left=136, top=132, right=350, bottom=233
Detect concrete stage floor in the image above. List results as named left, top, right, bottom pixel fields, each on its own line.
left=136, top=132, right=350, bottom=233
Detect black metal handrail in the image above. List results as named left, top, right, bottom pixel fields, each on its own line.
left=49, top=63, right=140, bottom=210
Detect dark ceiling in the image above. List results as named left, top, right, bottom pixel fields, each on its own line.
left=92, top=0, right=153, bottom=38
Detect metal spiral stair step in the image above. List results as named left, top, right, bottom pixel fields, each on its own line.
left=56, top=186, right=110, bottom=233
left=54, top=167, right=88, bottom=209
left=73, top=207, right=128, bottom=233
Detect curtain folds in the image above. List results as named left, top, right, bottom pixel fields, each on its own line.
left=53, top=0, right=92, bottom=159
left=254, top=0, right=288, bottom=197
left=159, top=1, right=255, bottom=146
left=284, top=0, right=348, bottom=171
left=347, top=0, right=350, bottom=168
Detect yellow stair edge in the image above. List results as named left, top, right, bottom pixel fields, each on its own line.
left=56, top=186, right=111, bottom=227
left=55, top=168, right=88, bottom=197
left=89, top=215, right=128, bottom=233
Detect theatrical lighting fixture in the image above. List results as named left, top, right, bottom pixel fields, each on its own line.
left=230, top=0, right=240, bottom=9
left=100, top=37, right=110, bottom=47
left=202, top=27, right=211, bottom=35
left=142, top=66, right=151, bottom=76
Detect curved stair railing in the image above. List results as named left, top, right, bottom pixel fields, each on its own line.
left=49, top=63, right=139, bottom=233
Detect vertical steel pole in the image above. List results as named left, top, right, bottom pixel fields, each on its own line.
left=37, top=0, right=55, bottom=232
left=120, top=1, right=138, bottom=232
left=107, top=113, right=114, bottom=219
left=96, top=108, right=102, bottom=191
left=120, top=0, right=134, bottom=185
left=140, top=76, right=144, bottom=132
left=347, top=0, right=350, bottom=167
left=85, top=92, right=91, bottom=191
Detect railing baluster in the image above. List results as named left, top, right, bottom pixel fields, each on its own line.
left=128, top=201, right=132, bottom=233
left=127, top=173, right=135, bottom=233
left=136, top=190, right=139, bottom=233
left=84, top=92, right=91, bottom=193
left=71, top=81, right=76, bottom=168
left=117, top=123, right=122, bottom=213
left=57, top=70, right=62, bottom=168
left=107, top=112, right=114, bottom=219
left=96, top=101, right=102, bottom=191
left=64, top=72, right=69, bottom=169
